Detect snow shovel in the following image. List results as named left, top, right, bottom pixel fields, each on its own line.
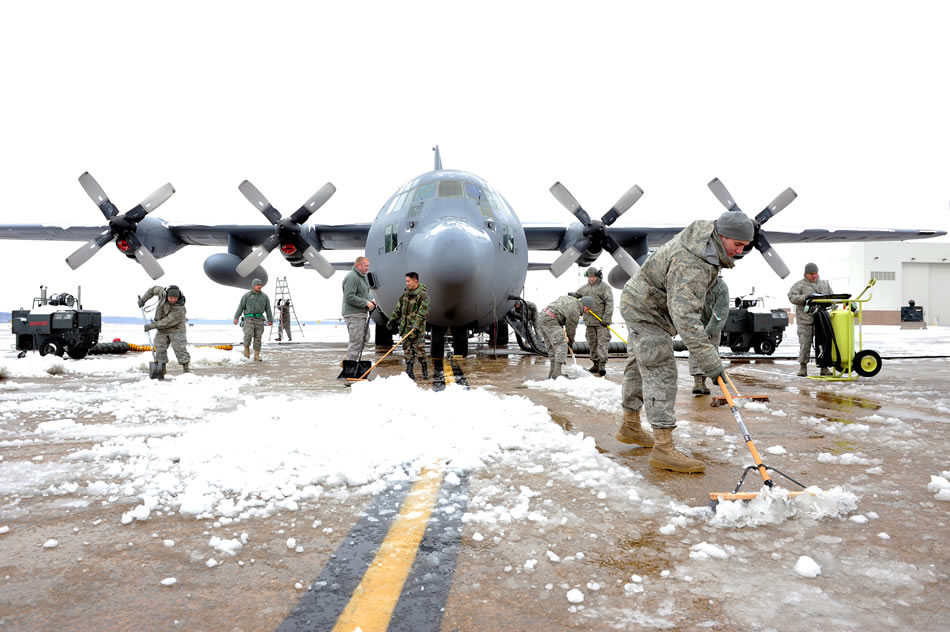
left=708, top=375, right=807, bottom=506
left=710, top=371, right=769, bottom=407
left=346, top=329, right=416, bottom=383
left=139, top=300, right=165, bottom=380
left=337, top=310, right=375, bottom=379
left=562, top=330, right=594, bottom=378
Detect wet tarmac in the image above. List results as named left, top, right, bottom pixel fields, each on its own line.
left=2, top=339, right=949, bottom=631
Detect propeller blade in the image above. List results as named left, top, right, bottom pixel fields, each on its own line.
left=601, top=184, right=644, bottom=225
left=549, top=242, right=588, bottom=278
left=289, top=182, right=336, bottom=225
left=707, top=178, right=741, bottom=213
left=235, top=233, right=281, bottom=277
left=78, top=172, right=120, bottom=220
left=65, top=229, right=113, bottom=270
left=140, top=183, right=176, bottom=214
left=753, top=233, right=790, bottom=279
left=604, top=235, right=640, bottom=277
left=299, top=245, right=336, bottom=279
left=132, top=244, right=165, bottom=280
left=238, top=180, right=282, bottom=225
left=549, top=182, right=591, bottom=225
left=754, top=187, right=797, bottom=225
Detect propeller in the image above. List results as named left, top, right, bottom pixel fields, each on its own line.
left=707, top=178, right=797, bottom=279
left=548, top=182, right=644, bottom=278
left=234, top=180, right=336, bottom=279
left=65, top=172, right=175, bottom=280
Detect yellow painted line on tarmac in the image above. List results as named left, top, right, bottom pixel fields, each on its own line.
left=442, top=358, right=456, bottom=385
left=331, top=462, right=445, bottom=632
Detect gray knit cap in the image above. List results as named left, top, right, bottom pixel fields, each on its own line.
left=804, top=262, right=819, bottom=275
left=714, top=211, right=755, bottom=241
left=251, top=278, right=263, bottom=288
left=579, top=296, right=595, bottom=309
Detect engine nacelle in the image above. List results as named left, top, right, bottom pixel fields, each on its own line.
left=203, top=253, right=269, bottom=289
left=608, top=265, right=631, bottom=290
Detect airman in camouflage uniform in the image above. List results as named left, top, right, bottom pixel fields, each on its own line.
left=619, top=211, right=754, bottom=473
left=233, top=278, right=274, bottom=362
left=570, top=267, right=614, bottom=376
left=139, top=285, right=190, bottom=373
left=685, top=275, right=730, bottom=394
left=342, top=256, right=376, bottom=360
left=389, top=272, right=430, bottom=380
left=787, top=262, right=833, bottom=377
left=536, top=295, right=594, bottom=379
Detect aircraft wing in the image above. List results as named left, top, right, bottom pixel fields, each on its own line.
left=0, top=225, right=109, bottom=241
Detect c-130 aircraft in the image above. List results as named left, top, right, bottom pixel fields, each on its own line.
left=0, top=146, right=944, bottom=358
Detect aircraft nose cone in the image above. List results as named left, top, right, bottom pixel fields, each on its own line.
left=409, top=220, right=492, bottom=287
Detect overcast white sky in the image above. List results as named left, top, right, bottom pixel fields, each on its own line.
left=2, top=1, right=948, bottom=319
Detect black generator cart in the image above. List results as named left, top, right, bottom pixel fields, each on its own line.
left=11, top=286, right=101, bottom=359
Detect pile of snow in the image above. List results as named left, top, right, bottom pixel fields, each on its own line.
left=710, top=486, right=858, bottom=528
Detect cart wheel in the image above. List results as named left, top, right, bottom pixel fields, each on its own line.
left=854, top=350, right=882, bottom=377
left=754, top=339, right=776, bottom=355
left=66, top=345, right=89, bottom=360
left=730, top=344, right=750, bottom=353
left=39, top=338, right=65, bottom=357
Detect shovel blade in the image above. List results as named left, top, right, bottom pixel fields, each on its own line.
left=149, top=360, right=166, bottom=380
left=337, top=360, right=373, bottom=380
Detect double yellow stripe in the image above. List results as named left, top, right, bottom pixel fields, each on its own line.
left=332, top=462, right=445, bottom=632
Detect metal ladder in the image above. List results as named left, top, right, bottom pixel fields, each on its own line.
left=269, top=276, right=303, bottom=340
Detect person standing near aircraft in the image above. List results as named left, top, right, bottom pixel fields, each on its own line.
left=276, top=299, right=293, bottom=342
left=537, top=295, right=595, bottom=379
left=787, top=262, right=834, bottom=377
left=139, top=284, right=190, bottom=373
left=619, top=211, right=754, bottom=473
left=673, top=275, right=730, bottom=395
left=233, top=278, right=273, bottom=362
left=388, top=272, right=430, bottom=380
left=570, top=267, right=614, bottom=377
left=342, top=256, right=376, bottom=360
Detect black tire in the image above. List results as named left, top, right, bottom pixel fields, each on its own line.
left=39, top=338, right=64, bottom=357
left=730, top=345, right=750, bottom=353
left=66, top=345, right=89, bottom=360
left=754, top=338, right=776, bottom=355
left=854, top=349, right=882, bottom=377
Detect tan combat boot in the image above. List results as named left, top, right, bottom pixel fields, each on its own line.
left=692, top=375, right=705, bottom=395
left=182, top=363, right=190, bottom=373
left=254, top=349, right=262, bottom=362
left=820, top=366, right=833, bottom=376
left=615, top=410, right=655, bottom=447
left=648, top=428, right=705, bottom=473
left=797, top=363, right=807, bottom=377
left=551, top=361, right=565, bottom=379
left=243, top=345, right=250, bottom=359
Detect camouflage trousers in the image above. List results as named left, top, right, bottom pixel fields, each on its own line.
left=278, top=318, right=292, bottom=340
left=344, top=314, right=371, bottom=360
left=401, top=330, right=427, bottom=363
left=622, top=321, right=677, bottom=430
left=586, top=324, right=611, bottom=366
left=688, top=331, right=720, bottom=376
left=797, top=323, right=815, bottom=365
left=537, top=315, right=568, bottom=365
left=154, top=331, right=190, bottom=366
left=242, top=317, right=266, bottom=350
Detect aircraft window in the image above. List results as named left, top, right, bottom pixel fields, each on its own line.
left=503, top=225, right=515, bottom=253
left=388, top=191, right=409, bottom=215
left=464, top=183, right=481, bottom=200
left=478, top=197, right=494, bottom=219
left=408, top=203, right=423, bottom=218
left=385, top=224, right=398, bottom=253
left=438, top=180, right=463, bottom=198
left=412, top=182, right=436, bottom=204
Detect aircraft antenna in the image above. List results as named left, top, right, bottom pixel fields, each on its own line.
left=433, top=145, right=442, bottom=171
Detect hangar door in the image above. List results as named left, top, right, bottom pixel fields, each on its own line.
left=902, top=262, right=950, bottom=326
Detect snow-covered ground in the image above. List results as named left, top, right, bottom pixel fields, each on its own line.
left=1, top=323, right=948, bottom=630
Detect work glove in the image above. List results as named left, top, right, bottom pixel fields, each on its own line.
left=137, top=297, right=145, bottom=308
left=672, top=339, right=688, bottom=352
left=707, top=365, right=727, bottom=385
left=144, top=322, right=155, bottom=332
left=388, top=320, right=399, bottom=333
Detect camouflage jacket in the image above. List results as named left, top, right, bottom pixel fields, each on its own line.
left=233, top=290, right=273, bottom=321
left=620, top=219, right=735, bottom=375
left=787, top=276, right=833, bottom=326
left=141, top=285, right=188, bottom=333
left=572, top=278, right=614, bottom=326
left=514, top=300, right=538, bottom=323
left=703, top=277, right=730, bottom=338
left=390, top=283, right=429, bottom=335
left=540, top=295, right=584, bottom=345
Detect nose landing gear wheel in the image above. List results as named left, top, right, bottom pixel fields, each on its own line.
left=854, top=349, right=882, bottom=377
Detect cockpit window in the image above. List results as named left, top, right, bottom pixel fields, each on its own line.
left=438, top=180, right=463, bottom=198
left=464, top=183, right=481, bottom=200
left=502, top=225, right=515, bottom=253
left=412, top=182, right=437, bottom=204
left=385, top=223, right=398, bottom=253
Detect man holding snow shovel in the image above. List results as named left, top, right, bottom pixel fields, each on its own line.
left=619, top=210, right=754, bottom=473
left=537, top=295, right=594, bottom=379
left=139, top=285, right=190, bottom=373
left=570, top=267, right=614, bottom=377
left=342, top=256, right=376, bottom=361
